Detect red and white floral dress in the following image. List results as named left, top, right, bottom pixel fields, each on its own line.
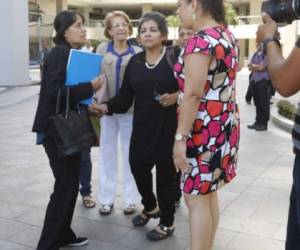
left=174, top=25, right=240, bottom=195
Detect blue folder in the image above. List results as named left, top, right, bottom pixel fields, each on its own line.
left=66, top=49, right=103, bottom=105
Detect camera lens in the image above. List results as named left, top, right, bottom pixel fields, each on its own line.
left=261, top=0, right=300, bottom=24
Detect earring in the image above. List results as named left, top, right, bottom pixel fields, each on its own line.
left=192, top=12, right=197, bottom=21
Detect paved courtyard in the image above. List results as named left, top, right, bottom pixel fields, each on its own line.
left=0, top=69, right=295, bottom=250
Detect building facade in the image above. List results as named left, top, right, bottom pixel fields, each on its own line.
left=1, top=0, right=298, bottom=86
left=30, top=0, right=299, bottom=66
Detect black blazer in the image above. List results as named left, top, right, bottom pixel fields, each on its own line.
left=107, top=51, right=178, bottom=163
left=32, top=43, right=94, bottom=134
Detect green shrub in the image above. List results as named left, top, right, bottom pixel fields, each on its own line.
left=90, top=39, right=101, bottom=50
left=277, top=100, right=296, bottom=120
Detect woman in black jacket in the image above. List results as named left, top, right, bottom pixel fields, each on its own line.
left=32, top=11, right=103, bottom=250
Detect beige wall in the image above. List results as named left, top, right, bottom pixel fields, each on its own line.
left=34, top=0, right=298, bottom=62
left=249, top=0, right=261, bottom=56
left=37, top=0, right=56, bottom=17
left=57, top=0, right=68, bottom=13
left=142, top=4, right=152, bottom=14
left=36, top=0, right=68, bottom=15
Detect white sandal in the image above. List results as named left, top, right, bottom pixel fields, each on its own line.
left=123, top=204, right=136, bottom=215
left=99, top=204, right=113, bottom=215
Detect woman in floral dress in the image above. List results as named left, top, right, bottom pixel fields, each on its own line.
left=173, top=0, right=240, bottom=249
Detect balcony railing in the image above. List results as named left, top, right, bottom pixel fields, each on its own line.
left=89, top=19, right=140, bottom=28
left=28, top=12, right=54, bottom=26
left=235, top=15, right=262, bottom=25
left=89, top=20, right=104, bottom=27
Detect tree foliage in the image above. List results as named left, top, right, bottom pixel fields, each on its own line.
left=225, top=3, right=238, bottom=25
left=166, top=15, right=181, bottom=27
left=166, top=2, right=238, bottom=27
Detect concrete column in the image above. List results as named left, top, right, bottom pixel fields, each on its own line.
left=142, top=4, right=152, bottom=14
left=249, top=0, right=261, bottom=55
left=56, top=0, right=68, bottom=14
left=0, top=0, right=29, bottom=86
left=235, top=6, right=247, bottom=67
left=239, top=5, right=247, bottom=16
left=238, top=39, right=247, bottom=67
left=83, top=6, right=91, bottom=27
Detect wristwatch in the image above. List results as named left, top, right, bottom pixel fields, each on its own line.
left=177, top=92, right=184, bottom=105
left=262, top=36, right=281, bottom=52
left=175, top=133, right=188, bottom=142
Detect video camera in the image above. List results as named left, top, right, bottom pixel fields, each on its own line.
left=262, top=0, right=300, bottom=24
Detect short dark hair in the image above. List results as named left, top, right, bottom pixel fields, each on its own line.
left=137, top=11, right=168, bottom=38
left=53, top=11, right=85, bottom=45
left=186, top=0, right=227, bottom=26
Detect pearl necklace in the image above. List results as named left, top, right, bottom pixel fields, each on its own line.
left=145, top=47, right=166, bottom=70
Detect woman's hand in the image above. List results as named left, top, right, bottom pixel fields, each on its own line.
left=159, top=91, right=179, bottom=108
left=173, top=140, right=189, bottom=173
left=91, top=74, right=106, bottom=91
left=88, top=105, right=101, bottom=117
left=89, top=103, right=108, bottom=117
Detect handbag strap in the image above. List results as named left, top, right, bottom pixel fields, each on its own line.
left=54, top=87, right=71, bottom=117
left=65, top=87, right=70, bottom=118
left=55, top=89, right=61, bottom=115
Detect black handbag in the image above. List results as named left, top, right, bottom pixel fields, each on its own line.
left=48, top=88, right=96, bottom=158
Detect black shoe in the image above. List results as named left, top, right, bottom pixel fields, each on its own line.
left=246, top=101, right=251, bottom=105
left=247, top=123, right=257, bottom=129
left=146, top=224, right=175, bottom=241
left=255, top=124, right=268, bottom=131
left=62, top=237, right=89, bottom=247
left=247, top=123, right=267, bottom=131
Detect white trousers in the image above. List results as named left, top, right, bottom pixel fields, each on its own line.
left=98, top=113, right=140, bottom=205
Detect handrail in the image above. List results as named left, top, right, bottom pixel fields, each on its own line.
left=235, top=15, right=262, bottom=25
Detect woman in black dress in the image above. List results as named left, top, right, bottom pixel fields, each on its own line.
left=91, top=12, right=179, bottom=241
left=32, top=11, right=103, bottom=249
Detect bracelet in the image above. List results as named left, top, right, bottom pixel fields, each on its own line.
left=262, top=36, right=281, bottom=52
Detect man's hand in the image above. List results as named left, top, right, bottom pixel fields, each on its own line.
left=257, top=13, right=278, bottom=41
left=249, top=64, right=265, bottom=72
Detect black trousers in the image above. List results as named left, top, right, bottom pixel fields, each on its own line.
left=245, top=73, right=253, bottom=103
left=286, top=155, right=300, bottom=250
left=37, top=136, right=81, bottom=250
left=130, top=158, right=177, bottom=227
left=252, top=79, right=270, bottom=126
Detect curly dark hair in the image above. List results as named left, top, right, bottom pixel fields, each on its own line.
left=137, top=11, right=169, bottom=38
